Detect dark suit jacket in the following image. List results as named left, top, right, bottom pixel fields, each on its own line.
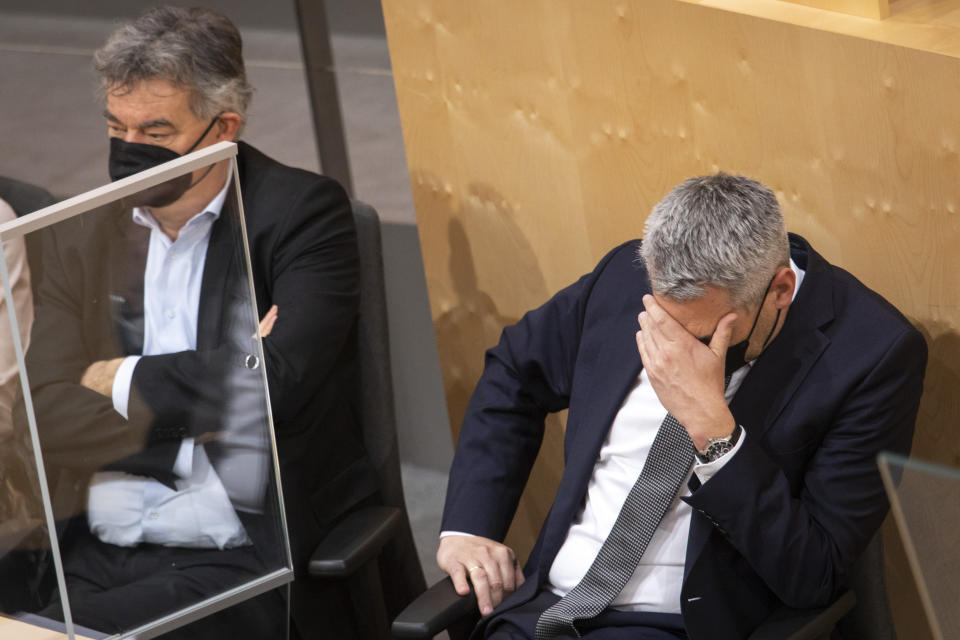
left=442, top=234, right=926, bottom=640
left=25, top=141, right=378, bottom=637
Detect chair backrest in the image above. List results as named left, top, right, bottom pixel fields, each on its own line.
left=351, top=201, right=426, bottom=612
left=352, top=201, right=404, bottom=506
left=0, top=176, right=56, bottom=219
left=0, top=176, right=57, bottom=291
left=837, top=530, right=897, bottom=640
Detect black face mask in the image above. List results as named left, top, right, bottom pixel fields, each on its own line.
left=108, top=116, right=220, bottom=208
left=699, top=275, right=781, bottom=379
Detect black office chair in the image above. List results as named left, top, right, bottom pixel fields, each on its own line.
left=0, top=175, right=57, bottom=290
left=309, top=201, right=427, bottom=639
left=392, top=530, right=894, bottom=640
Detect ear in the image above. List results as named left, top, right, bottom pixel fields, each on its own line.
left=771, top=266, right=796, bottom=310
left=214, top=112, right=243, bottom=142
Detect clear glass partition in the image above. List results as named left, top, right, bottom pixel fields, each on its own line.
left=0, top=142, right=292, bottom=639
left=878, top=452, right=960, bottom=640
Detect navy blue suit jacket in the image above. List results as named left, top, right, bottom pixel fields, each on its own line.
left=442, top=234, right=926, bottom=640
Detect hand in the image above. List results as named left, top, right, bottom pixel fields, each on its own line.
left=437, top=535, right=525, bottom=617
left=258, top=305, right=278, bottom=337
left=80, top=358, right=126, bottom=397
left=635, top=294, right=737, bottom=449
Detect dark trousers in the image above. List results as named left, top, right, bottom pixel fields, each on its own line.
left=39, top=520, right=287, bottom=638
left=485, top=590, right=687, bottom=640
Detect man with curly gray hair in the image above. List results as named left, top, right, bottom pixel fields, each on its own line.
left=29, top=7, right=378, bottom=639
left=438, top=173, right=926, bottom=639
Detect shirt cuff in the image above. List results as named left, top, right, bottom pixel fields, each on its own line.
left=173, top=437, right=195, bottom=479
left=440, top=531, right=477, bottom=539
left=693, top=426, right=747, bottom=484
left=111, top=356, right=141, bottom=419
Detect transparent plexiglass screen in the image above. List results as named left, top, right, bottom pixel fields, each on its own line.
left=0, top=157, right=291, bottom=639
left=0, top=210, right=60, bottom=636
left=879, top=453, right=960, bottom=640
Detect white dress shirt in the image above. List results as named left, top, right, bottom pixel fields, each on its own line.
left=442, top=259, right=805, bottom=614
left=87, top=173, right=250, bottom=550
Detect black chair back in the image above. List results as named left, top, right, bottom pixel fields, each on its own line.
left=837, top=530, right=897, bottom=639
left=0, top=176, right=56, bottom=219
left=352, top=201, right=426, bottom=616
left=0, top=176, right=57, bottom=291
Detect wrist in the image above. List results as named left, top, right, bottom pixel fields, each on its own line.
left=687, top=409, right=736, bottom=451
left=696, top=424, right=742, bottom=463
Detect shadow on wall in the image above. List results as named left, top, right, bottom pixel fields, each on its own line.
left=882, top=319, right=960, bottom=640
left=428, top=179, right=564, bottom=561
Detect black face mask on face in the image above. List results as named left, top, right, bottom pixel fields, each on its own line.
left=699, top=275, right=781, bottom=379
left=108, top=115, right=220, bottom=208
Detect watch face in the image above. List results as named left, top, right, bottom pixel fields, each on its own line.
left=700, top=440, right=734, bottom=463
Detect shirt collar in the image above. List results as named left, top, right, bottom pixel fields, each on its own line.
left=132, top=163, right=232, bottom=231
left=789, top=257, right=805, bottom=302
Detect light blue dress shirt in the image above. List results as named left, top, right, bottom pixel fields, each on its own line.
left=88, top=174, right=251, bottom=550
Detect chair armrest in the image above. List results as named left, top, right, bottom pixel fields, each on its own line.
left=748, top=590, right=856, bottom=640
left=309, top=505, right=402, bottom=578
left=392, top=576, right=478, bottom=638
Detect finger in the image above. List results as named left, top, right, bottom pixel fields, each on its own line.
left=495, top=547, right=517, bottom=593
left=262, top=314, right=278, bottom=336
left=642, top=294, right=687, bottom=341
left=449, top=565, right=471, bottom=596
left=514, top=559, right=526, bottom=587
left=636, top=329, right=651, bottom=368
left=637, top=313, right=663, bottom=371
left=708, top=312, right=738, bottom=359
left=468, top=565, right=495, bottom=616
left=637, top=311, right=661, bottom=352
left=481, top=557, right=505, bottom=608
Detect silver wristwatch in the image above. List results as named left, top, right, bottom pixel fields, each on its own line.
left=696, top=425, right=743, bottom=463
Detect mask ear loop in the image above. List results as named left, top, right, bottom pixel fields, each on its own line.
left=759, top=307, right=782, bottom=352
left=756, top=271, right=787, bottom=353
left=181, top=113, right=225, bottom=191
left=741, top=272, right=776, bottom=346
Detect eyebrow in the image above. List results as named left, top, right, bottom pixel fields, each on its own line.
left=102, top=109, right=175, bottom=130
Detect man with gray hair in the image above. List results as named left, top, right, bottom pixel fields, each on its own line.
left=25, top=6, right=376, bottom=639
left=438, top=173, right=926, bottom=639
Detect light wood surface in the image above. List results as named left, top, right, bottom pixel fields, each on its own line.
left=684, top=0, right=960, bottom=59
left=779, top=0, right=890, bottom=19
left=383, top=0, right=960, bottom=636
left=0, top=617, right=93, bottom=640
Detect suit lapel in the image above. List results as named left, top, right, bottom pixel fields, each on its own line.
left=538, top=261, right=649, bottom=573
left=106, top=207, right=149, bottom=356
left=196, top=212, right=235, bottom=351
left=729, top=236, right=835, bottom=438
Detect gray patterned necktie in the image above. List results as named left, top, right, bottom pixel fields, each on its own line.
left=535, top=412, right=696, bottom=639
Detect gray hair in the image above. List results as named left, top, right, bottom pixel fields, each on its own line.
left=93, top=7, right=253, bottom=131
left=639, top=173, right=789, bottom=309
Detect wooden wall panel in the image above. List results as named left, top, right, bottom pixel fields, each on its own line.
left=383, top=0, right=960, bottom=634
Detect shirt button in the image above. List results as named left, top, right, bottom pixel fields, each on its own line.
left=166, top=310, right=175, bottom=320
left=148, top=512, right=159, bottom=520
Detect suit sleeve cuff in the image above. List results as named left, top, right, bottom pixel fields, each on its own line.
left=111, top=355, right=141, bottom=419
left=693, top=426, right=747, bottom=484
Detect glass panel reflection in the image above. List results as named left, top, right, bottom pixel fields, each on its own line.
left=0, top=206, right=64, bottom=636
left=0, top=145, right=291, bottom=639
left=879, top=453, right=960, bottom=640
